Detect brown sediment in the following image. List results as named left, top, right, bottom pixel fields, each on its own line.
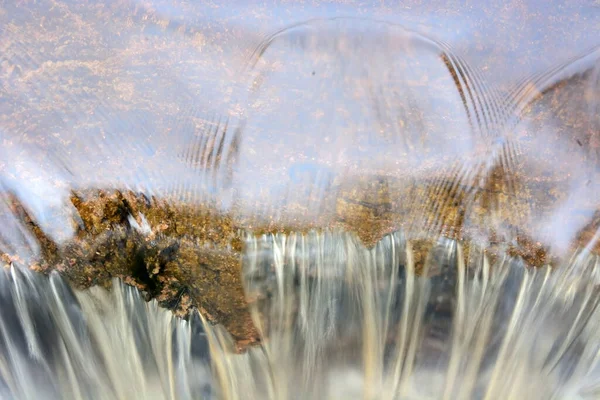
left=1, top=151, right=598, bottom=349
left=22, top=190, right=261, bottom=349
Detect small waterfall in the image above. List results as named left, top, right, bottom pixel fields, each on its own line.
left=0, top=2, right=599, bottom=399
left=2, top=231, right=596, bottom=399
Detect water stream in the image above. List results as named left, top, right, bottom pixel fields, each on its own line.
left=0, top=1, right=600, bottom=399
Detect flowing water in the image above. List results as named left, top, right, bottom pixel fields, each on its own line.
left=2, top=235, right=600, bottom=399
left=0, top=0, right=600, bottom=399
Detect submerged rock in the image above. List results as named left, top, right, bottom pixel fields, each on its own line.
left=0, top=5, right=599, bottom=351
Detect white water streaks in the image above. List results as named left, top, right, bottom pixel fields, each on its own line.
left=0, top=267, right=211, bottom=400
left=1, top=231, right=600, bottom=399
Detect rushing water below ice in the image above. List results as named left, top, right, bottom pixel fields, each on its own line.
left=1, top=1, right=600, bottom=399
